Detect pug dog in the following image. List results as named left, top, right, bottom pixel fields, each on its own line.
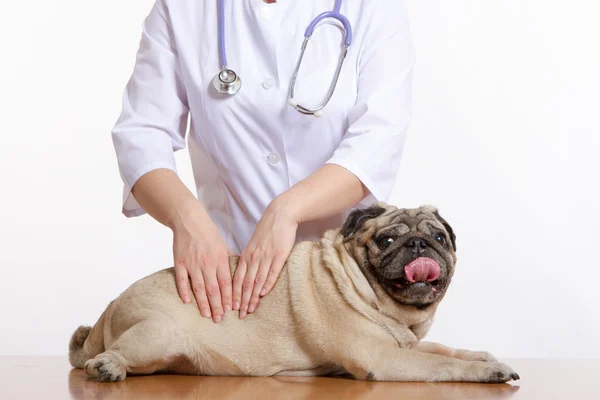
left=69, top=203, right=519, bottom=383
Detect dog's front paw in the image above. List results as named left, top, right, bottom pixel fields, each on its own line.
left=455, top=349, right=498, bottom=362
left=473, top=351, right=498, bottom=363
left=84, top=355, right=126, bottom=382
left=479, top=362, right=520, bottom=383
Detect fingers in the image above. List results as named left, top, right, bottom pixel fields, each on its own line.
left=259, top=251, right=286, bottom=297
left=201, top=259, right=224, bottom=323
left=248, top=258, right=272, bottom=314
left=235, top=248, right=287, bottom=318
left=232, top=260, right=247, bottom=311
left=217, top=256, right=233, bottom=313
left=174, top=264, right=192, bottom=304
left=172, top=215, right=235, bottom=324
left=189, top=269, right=211, bottom=319
left=239, top=254, right=259, bottom=319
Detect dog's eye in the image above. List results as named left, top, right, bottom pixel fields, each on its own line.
left=434, top=233, right=446, bottom=245
left=377, top=236, right=395, bottom=249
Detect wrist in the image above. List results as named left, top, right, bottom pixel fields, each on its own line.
left=167, top=196, right=209, bottom=232
left=270, top=191, right=304, bottom=225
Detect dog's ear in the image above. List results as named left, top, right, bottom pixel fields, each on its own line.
left=342, top=205, right=386, bottom=238
left=433, top=210, right=457, bottom=252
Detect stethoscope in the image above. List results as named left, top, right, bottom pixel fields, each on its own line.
left=211, top=0, right=353, bottom=118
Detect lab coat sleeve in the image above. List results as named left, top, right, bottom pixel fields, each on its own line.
left=325, top=0, right=415, bottom=206
left=111, top=0, right=189, bottom=217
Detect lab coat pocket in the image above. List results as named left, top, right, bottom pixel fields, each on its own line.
left=284, top=58, right=358, bottom=161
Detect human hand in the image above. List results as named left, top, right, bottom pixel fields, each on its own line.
left=171, top=204, right=233, bottom=324
left=233, top=199, right=298, bottom=318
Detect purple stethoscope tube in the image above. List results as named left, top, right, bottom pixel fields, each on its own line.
left=212, top=0, right=353, bottom=117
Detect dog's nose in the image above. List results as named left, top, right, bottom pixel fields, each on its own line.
left=407, top=238, right=427, bottom=254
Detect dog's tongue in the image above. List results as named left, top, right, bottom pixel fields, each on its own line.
left=404, top=257, right=441, bottom=283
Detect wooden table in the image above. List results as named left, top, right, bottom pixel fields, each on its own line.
left=1, top=357, right=598, bottom=399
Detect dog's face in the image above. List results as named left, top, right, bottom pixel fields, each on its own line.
left=342, top=203, right=457, bottom=308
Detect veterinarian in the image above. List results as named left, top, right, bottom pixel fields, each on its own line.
left=111, top=0, right=414, bottom=324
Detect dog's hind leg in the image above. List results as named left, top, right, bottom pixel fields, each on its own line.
left=83, top=319, right=189, bottom=382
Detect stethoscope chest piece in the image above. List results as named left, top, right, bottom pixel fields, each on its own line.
left=212, top=68, right=242, bottom=95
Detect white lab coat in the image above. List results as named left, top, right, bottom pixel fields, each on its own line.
left=112, top=0, right=415, bottom=254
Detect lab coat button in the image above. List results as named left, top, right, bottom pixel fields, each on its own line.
left=262, top=78, right=276, bottom=90
left=267, top=153, right=280, bottom=164
left=260, top=7, right=273, bottom=20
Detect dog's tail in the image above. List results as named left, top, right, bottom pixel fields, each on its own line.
left=68, top=311, right=107, bottom=368
left=68, top=326, right=92, bottom=368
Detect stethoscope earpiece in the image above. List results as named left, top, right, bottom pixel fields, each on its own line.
left=288, top=98, right=325, bottom=118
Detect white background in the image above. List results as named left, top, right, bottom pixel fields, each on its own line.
left=0, top=0, right=598, bottom=357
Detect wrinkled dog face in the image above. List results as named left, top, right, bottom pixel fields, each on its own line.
left=342, top=203, right=457, bottom=308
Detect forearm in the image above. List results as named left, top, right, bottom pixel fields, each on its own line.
left=130, top=168, right=207, bottom=230
left=274, top=164, right=368, bottom=224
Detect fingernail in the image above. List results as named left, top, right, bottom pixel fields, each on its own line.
left=183, top=296, right=190, bottom=303
left=214, top=315, right=222, bottom=324
left=225, top=304, right=232, bottom=312
left=202, top=309, right=211, bottom=318
left=239, top=311, right=247, bottom=319
left=248, top=304, right=255, bottom=313
left=260, top=288, right=266, bottom=296
left=233, top=302, right=240, bottom=310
